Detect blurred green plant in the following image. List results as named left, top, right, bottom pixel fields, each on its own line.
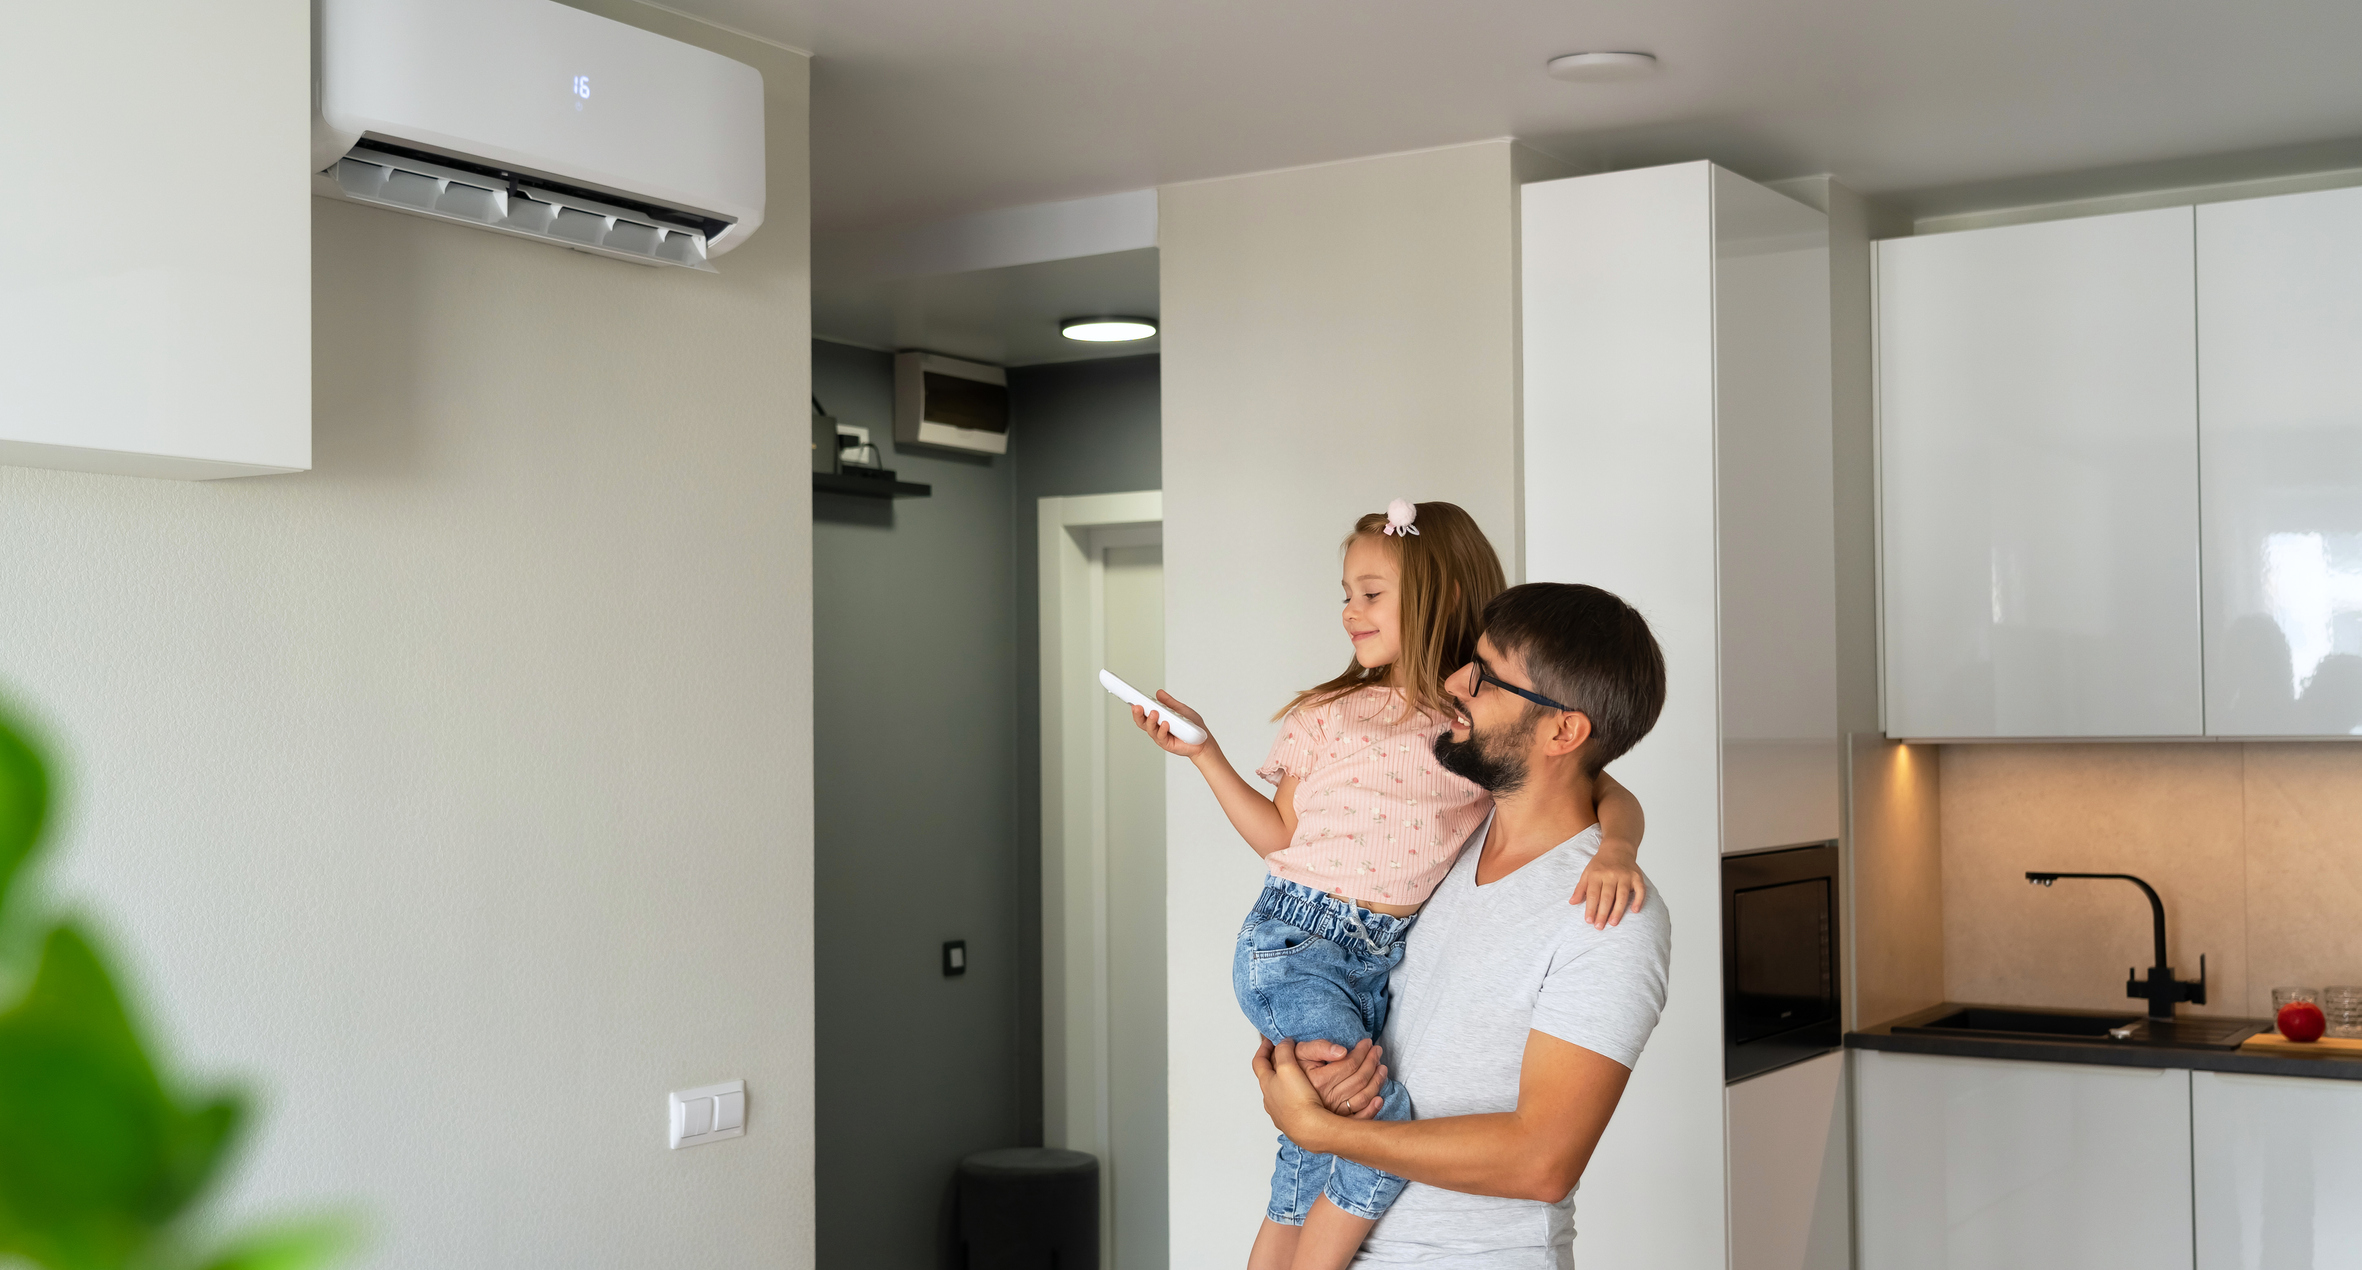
left=0, top=709, right=346, bottom=1270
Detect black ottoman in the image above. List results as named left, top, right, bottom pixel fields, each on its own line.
left=955, top=1147, right=1099, bottom=1269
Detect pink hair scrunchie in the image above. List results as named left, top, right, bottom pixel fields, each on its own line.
left=1382, top=498, right=1421, bottom=537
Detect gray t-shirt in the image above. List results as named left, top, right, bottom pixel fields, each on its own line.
left=1356, top=817, right=1672, bottom=1268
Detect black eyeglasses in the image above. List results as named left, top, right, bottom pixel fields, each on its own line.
left=1470, top=654, right=1574, bottom=713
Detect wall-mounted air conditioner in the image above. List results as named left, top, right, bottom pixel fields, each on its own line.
left=894, top=353, right=1010, bottom=456
left=312, top=0, right=765, bottom=272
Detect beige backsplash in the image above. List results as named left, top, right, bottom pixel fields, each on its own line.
left=1851, top=735, right=1946, bottom=1029
left=1938, top=742, right=2362, bottom=1019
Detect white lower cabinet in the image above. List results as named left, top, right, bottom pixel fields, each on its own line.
left=1728, top=1051, right=1850, bottom=1270
left=1855, top=1050, right=2193, bottom=1269
left=2193, top=1071, right=2362, bottom=1269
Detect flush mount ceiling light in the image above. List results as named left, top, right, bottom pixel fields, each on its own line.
left=1061, top=316, right=1158, bottom=342
left=1546, top=51, right=1658, bottom=82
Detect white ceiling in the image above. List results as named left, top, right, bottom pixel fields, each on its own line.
left=666, top=0, right=2362, bottom=233
left=812, top=246, right=1158, bottom=367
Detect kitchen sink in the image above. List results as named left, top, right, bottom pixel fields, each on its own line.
left=1893, top=1006, right=2263, bottom=1050
left=1898, top=1008, right=2141, bottom=1041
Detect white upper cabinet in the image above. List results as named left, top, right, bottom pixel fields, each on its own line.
left=1878, top=208, right=2203, bottom=737
left=1524, top=163, right=1839, bottom=856
left=0, top=0, right=309, bottom=478
left=2197, top=186, right=2362, bottom=737
left=1711, top=169, right=1840, bottom=851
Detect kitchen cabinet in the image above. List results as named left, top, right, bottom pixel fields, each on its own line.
left=2197, top=185, right=2362, bottom=737
left=0, top=0, right=309, bottom=478
left=1523, top=160, right=1837, bottom=1270
left=1525, top=161, right=1839, bottom=858
left=1728, top=1051, right=1849, bottom=1270
left=1876, top=207, right=2202, bottom=738
left=2193, top=1070, right=2362, bottom=1269
left=1854, top=1049, right=2193, bottom=1269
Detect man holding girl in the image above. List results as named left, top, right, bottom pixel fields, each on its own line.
left=1129, top=499, right=1673, bottom=1268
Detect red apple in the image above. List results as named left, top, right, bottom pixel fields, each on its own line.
left=2278, top=1001, right=2328, bottom=1043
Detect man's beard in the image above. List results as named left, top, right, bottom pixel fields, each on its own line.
left=1432, top=710, right=1529, bottom=797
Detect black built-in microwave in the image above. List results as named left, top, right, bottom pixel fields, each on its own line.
left=1722, top=841, right=1841, bottom=1083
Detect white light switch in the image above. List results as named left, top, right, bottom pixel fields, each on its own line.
left=669, top=1080, right=746, bottom=1149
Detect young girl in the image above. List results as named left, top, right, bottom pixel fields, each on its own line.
left=1128, top=500, right=1648, bottom=1270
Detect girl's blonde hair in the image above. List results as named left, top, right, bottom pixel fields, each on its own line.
left=1277, top=501, right=1506, bottom=724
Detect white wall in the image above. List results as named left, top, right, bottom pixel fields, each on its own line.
left=0, top=6, right=813, bottom=1267
left=1158, top=140, right=1533, bottom=1269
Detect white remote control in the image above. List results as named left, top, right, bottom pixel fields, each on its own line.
left=1099, top=670, right=1209, bottom=744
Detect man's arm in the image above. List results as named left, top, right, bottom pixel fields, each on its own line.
left=1254, top=1031, right=1632, bottom=1203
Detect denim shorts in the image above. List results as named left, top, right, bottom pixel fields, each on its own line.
left=1234, top=875, right=1416, bottom=1224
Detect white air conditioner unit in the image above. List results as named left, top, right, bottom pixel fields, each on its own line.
left=312, top=0, right=765, bottom=273
left=894, top=353, right=1010, bottom=456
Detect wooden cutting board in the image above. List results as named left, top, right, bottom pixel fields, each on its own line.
left=2239, top=1032, right=2362, bottom=1057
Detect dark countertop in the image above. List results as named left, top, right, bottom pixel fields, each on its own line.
left=1848, top=1001, right=2362, bottom=1082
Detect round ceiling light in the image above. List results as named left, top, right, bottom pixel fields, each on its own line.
left=1061, top=317, right=1158, bottom=343
left=1546, top=51, right=1658, bottom=82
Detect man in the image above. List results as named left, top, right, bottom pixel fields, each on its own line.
left=1252, top=581, right=1672, bottom=1268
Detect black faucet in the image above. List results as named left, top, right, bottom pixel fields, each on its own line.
left=2025, top=872, right=2206, bottom=1022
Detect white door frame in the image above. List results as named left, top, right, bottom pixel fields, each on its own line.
left=1038, top=489, right=1162, bottom=1260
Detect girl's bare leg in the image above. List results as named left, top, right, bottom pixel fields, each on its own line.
left=1288, top=1197, right=1376, bottom=1270
left=1248, top=1217, right=1303, bottom=1270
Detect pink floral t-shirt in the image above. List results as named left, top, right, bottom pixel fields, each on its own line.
left=1255, top=686, right=1492, bottom=906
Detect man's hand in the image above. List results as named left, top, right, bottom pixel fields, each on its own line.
left=1571, top=839, right=1646, bottom=930
left=1253, top=1039, right=1333, bottom=1149
left=1258, top=1037, right=1386, bottom=1116
left=1303, top=1037, right=1388, bottom=1117
left=1247, top=1033, right=1379, bottom=1151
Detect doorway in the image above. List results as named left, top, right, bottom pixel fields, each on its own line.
left=1039, top=490, right=1168, bottom=1270
left=811, top=192, right=1161, bottom=1264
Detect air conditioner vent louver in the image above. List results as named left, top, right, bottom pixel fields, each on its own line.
left=384, top=168, right=439, bottom=210
left=323, top=148, right=716, bottom=272
left=437, top=182, right=500, bottom=223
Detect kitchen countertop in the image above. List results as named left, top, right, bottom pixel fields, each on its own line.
left=1848, top=1001, right=2362, bottom=1082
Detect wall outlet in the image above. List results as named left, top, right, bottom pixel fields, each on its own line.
left=669, top=1080, right=746, bottom=1149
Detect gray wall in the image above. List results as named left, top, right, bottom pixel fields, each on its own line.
left=1005, top=353, right=1164, bottom=1139
left=0, top=10, right=814, bottom=1267
left=812, top=340, right=1020, bottom=1269
left=810, top=343, right=1158, bottom=1267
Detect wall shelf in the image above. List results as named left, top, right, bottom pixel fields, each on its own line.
left=814, top=471, right=931, bottom=499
